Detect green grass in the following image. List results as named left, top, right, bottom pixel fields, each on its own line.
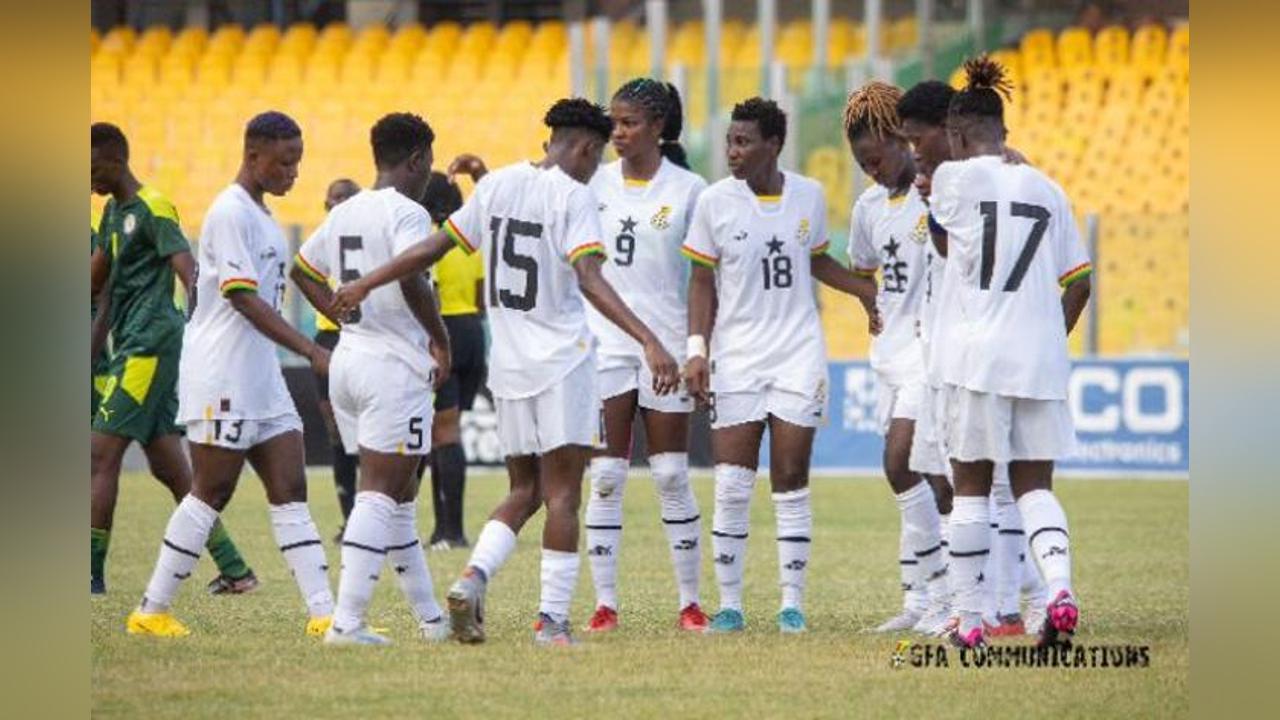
left=92, top=471, right=1188, bottom=719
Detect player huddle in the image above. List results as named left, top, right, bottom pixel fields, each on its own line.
left=91, top=53, right=1089, bottom=650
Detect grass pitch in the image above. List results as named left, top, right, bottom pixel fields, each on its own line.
left=91, top=470, right=1188, bottom=719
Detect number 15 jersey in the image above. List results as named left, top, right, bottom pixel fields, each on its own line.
left=443, top=162, right=606, bottom=400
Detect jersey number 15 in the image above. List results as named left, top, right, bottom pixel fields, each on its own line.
left=488, top=216, right=543, bottom=312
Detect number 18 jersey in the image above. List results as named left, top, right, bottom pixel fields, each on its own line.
left=930, top=156, right=1092, bottom=400
left=443, top=162, right=606, bottom=400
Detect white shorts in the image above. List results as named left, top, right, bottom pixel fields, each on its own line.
left=496, top=356, right=603, bottom=457
left=875, top=377, right=924, bottom=433
left=941, top=384, right=1078, bottom=463
left=908, top=385, right=949, bottom=476
left=710, top=384, right=826, bottom=430
left=598, top=356, right=693, bottom=414
left=330, top=346, right=434, bottom=455
left=186, top=413, right=302, bottom=451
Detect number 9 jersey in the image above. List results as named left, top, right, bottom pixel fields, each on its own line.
left=441, top=162, right=607, bottom=400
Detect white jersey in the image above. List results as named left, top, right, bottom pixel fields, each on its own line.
left=586, top=158, right=706, bottom=367
left=296, top=187, right=437, bottom=382
left=918, top=241, right=946, bottom=386
left=848, top=184, right=932, bottom=385
left=681, top=171, right=830, bottom=396
left=178, top=183, right=294, bottom=421
left=443, top=162, right=604, bottom=399
left=930, top=155, right=1092, bottom=400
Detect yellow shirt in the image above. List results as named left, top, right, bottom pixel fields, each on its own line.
left=433, top=243, right=484, bottom=316
left=315, top=278, right=340, bottom=331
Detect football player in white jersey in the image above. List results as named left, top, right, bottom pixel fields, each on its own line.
left=291, top=113, right=453, bottom=646
left=900, top=79, right=1050, bottom=638
left=331, top=99, right=681, bottom=647
left=128, top=112, right=336, bottom=638
left=925, top=58, right=1092, bottom=649
left=581, top=78, right=710, bottom=634
left=842, top=82, right=952, bottom=636
left=683, top=98, right=879, bottom=634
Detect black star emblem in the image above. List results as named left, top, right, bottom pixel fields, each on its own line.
left=976, top=572, right=985, bottom=584
left=766, top=236, right=784, bottom=255
left=884, top=236, right=901, bottom=259
left=620, top=216, right=638, bottom=233
left=394, top=565, right=408, bottom=575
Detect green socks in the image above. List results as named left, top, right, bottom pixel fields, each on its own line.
left=90, top=527, right=110, bottom=580
left=205, top=520, right=251, bottom=579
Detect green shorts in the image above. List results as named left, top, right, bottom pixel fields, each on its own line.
left=91, top=353, right=111, bottom=420
left=92, top=350, right=180, bottom=445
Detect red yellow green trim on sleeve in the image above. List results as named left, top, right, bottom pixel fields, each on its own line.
left=568, top=242, right=606, bottom=263
left=809, top=240, right=831, bottom=256
left=444, top=218, right=476, bottom=254
left=294, top=253, right=327, bottom=284
left=853, top=266, right=878, bottom=278
left=220, top=277, right=258, bottom=295
left=681, top=245, right=718, bottom=268
left=1059, top=262, right=1093, bottom=288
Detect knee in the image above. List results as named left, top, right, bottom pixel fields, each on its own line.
left=542, top=484, right=581, bottom=520
left=649, top=452, right=689, bottom=497
left=930, top=479, right=954, bottom=515
left=90, top=443, right=121, bottom=479
left=194, top=484, right=234, bottom=513
left=770, top=461, right=808, bottom=493
left=589, top=457, right=629, bottom=503
left=714, top=464, right=755, bottom=510
left=510, top=483, right=542, bottom=522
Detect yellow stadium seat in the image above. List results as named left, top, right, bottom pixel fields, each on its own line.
left=1057, top=27, right=1093, bottom=67
left=1131, top=23, right=1168, bottom=71
left=1094, top=25, right=1129, bottom=67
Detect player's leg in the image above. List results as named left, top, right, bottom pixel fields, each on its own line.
left=536, top=443, right=592, bottom=645
left=314, top=329, right=356, bottom=537
left=429, top=404, right=466, bottom=549
left=244, top=425, right=336, bottom=636
left=766, top=407, right=817, bottom=634
left=876, top=417, right=943, bottom=632
left=583, top=383, right=636, bottom=632
left=988, top=467, right=1027, bottom=636
left=432, top=313, right=481, bottom=548
left=706, top=392, right=766, bottom=633
left=642, top=403, right=705, bottom=631
left=89, top=431, right=131, bottom=594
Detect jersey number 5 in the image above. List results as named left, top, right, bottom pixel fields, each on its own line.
left=978, top=202, right=1051, bottom=292
left=339, top=235, right=363, bottom=323
left=488, top=217, right=542, bottom=312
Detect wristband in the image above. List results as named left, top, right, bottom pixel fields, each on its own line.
left=927, top=213, right=946, bottom=236
left=686, top=335, right=707, bottom=359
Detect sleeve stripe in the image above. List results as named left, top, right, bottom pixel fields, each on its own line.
left=1059, top=262, right=1093, bottom=287
left=294, top=254, right=327, bottom=284
left=220, top=278, right=259, bottom=294
left=444, top=218, right=476, bottom=254
left=568, top=242, right=606, bottom=263
left=853, top=267, right=878, bottom=278
left=809, top=240, right=831, bottom=256
left=680, top=245, right=718, bottom=268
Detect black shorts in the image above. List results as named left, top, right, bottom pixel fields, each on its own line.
left=313, top=329, right=340, bottom=402
left=434, top=314, right=487, bottom=412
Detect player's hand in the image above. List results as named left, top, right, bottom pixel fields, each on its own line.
left=684, top=356, right=710, bottom=406
left=1003, top=146, right=1028, bottom=165
left=447, top=154, right=488, bottom=184
left=644, top=340, right=680, bottom=396
left=868, top=306, right=883, bottom=336
left=308, top=344, right=331, bottom=377
left=914, top=173, right=932, bottom=203
left=429, top=341, right=451, bottom=391
left=331, top=280, right=369, bottom=319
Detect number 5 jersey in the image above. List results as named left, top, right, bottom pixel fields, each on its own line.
left=442, top=162, right=606, bottom=400
left=680, top=171, right=831, bottom=397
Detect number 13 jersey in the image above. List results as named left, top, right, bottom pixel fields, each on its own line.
left=443, top=162, right=606, bottom=400
left=681, top=172, right=831, bottom=396
left=930, top=156, right=1092, bottom=400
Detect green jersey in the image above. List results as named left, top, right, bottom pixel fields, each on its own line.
left=97, top=186, right=189, bottom=355
left=91, top=227, right=110, bottom=372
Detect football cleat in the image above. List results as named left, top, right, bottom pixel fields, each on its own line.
left=678, top=603, right=710, bottom=632
left=324, top=624, right=391, bottom=646
left=533, top=613, right=577, bottom=647
left=419, top=617, right=451, bottom=643
left=91, top=576, right=106, bottom=595
left=305, top=615, right=334, bottom=637
left=1037, top=590, right=1079, bottom=647
left=777, top=607, right=808, bottom=634
left=447, top=566, right=488, bottom=644
left=584, top=605, right=619, bottom=633
left=206, top=570, right=259, bottom=595
left=706, top=608, right=746, bottom=634
left=126, top=610, right=191, bottom=638
left=870, top=608, right=923, bottom=633
left=912, top=603, right=952, bottom=635
left=987, top=613, right=1027, bottom=638
left=947, top=624, right=987, bottom=650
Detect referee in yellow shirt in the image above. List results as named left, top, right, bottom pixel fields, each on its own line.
left=420, top=160, right=488, bottom=549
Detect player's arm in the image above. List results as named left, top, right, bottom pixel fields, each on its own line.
left=289, top=264, right=342, bottom=326
left=684, top=262, right=716, bottom=405
left=400, top=274, right=452, bottom=390
left=447, top=153, right=489, bottom=183
left=91, top=286, right=110, bottom=363
left=168, top=250, right=196, bottom=298
left=575, top=254, right=679, bottom=395
left=1062, top=275, right=1091, bottom=334
left=330, top=229, right=453, bottom=315
left=91, top=248, right=109, bottom=298
left=812, top=253, right=881, bottom=335
left=226, top=289, right=331, bottom=376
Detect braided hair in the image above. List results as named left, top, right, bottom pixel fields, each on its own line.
left=612, top=77, right=689, bottom=169
left=842, top=81, right=904, bottom=147
left=948, top=55, right=1014, bottom=130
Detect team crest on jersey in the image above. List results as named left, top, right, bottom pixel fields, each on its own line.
left=910, top=214, right=929, bottom=244
left=795, top=219, right=811, bottom=244
left=122, top=214, right=137, bottom=235
left=650, top=205, right=673, bottom=230
left=598, top=202, right=608, bottom=213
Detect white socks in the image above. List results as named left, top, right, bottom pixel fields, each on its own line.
left=140, top=494, right=218, bottom=613
left=948, top=495, right=991, bottom=634
left=773, top=487, right=812, bottom=611
left=584, top=457, right=628, bottom=609
left=1018, top=489, right=1073, bottom=599
left=653, top=452, right=702, bottom=609
left=269, top=502, right=335, bottom=619
left=991, top=483, right=1025, bottom=618
left=712, top=464, right=755, bottom=612
left=539, top=548, right=580, bottom=622
left=895, top=481, right=946, bottom=610
left=387, top=501, right=442, bottom=624
left=333, top=491, right=395, bottom=632
left=467, top=519, right=518, bottom=582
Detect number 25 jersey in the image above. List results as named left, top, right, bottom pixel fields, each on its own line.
left=930, top=156, right=1092, bottom=400
left=681, top=172, right=831, bottom=396
left=443, top=162, right=606, bottom=400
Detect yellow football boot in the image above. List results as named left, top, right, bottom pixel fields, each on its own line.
left=305, top=615, right=334, bottom=637
left=126, top=610, right=191, bottom=637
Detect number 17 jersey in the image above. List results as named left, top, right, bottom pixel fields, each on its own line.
left=443, top=162, right=606, bottom=400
